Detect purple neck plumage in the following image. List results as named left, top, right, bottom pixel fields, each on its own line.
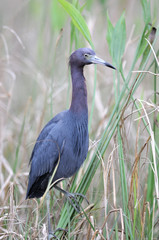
left=69, top=64, right=88, bottom=115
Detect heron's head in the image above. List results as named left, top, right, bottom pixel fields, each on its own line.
left=69, top=48, right=116, bottom=70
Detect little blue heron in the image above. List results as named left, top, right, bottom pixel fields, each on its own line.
left=26, top=48, right=115, bottom=238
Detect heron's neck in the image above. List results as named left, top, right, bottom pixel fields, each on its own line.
left=69, top=65, right=88, bottom=115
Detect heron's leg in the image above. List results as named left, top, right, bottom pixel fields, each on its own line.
left=46, top=192, right=53, bottom=239
left=46, top=192, right=66, bottom=240
left=54, top=185, right=89, bottom=212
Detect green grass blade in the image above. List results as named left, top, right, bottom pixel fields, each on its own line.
left=106, top=12, right=126, bottom=70
left=88, top=66, right=97, bottom=132
left=57, top=0, right=94, bottom=48
left=140, top=0, right=151, bottom=24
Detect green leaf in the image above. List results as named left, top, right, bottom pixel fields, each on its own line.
left=106, top=12, right=126, bottom=69
left=135, top=24, right=152, bottom=62
left=57, top=0, right=93, bottom=48
left=106, top=13, right=114, bottom=55
left=140, top=0, right=151, bottom=24
left=50, top=0, right=67, bottom=31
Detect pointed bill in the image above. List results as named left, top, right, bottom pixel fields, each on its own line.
left=89, top=55, right=116, bottom=70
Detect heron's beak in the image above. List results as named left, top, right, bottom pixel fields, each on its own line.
left=90, top=55, right=116, bottom=70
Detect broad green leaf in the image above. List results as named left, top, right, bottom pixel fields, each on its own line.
left=135, top=24, right=152, bottom=62
left=138, top=0, right=152, bottom=66
left=106, top=13, right=126, bottom=69
left=106, top=13, right=114, bottom=55
left=50, top=0, right=66, bottom=31
left=112, top=13, right=126, bottom=68
left=140, top=0, right=151, bottom=24
left=57, top=0, right=93, bottom=48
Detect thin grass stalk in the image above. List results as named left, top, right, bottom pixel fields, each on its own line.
left=117, top=127, right=132, bottom=240
left=9, top=182, right=14, bottom=238
left=49, top=33, right=63, bottom=118
left=120, top=56, right=159, bottom=157
left=66, top=201, right=71, bottom=240
left=101, top=148, right=114, bottom=240
left=88, top=66, right=97, bottom=132
left=112, top=158, right=118, bottom=240
left=132, top=178, right=137, bottom=238
left=139, top=99, right=159, bottom=207
left=14, top=117, right=25, bottom=173
left=144, top=41, right=159, bottom=234
left=153, top=61, right=157, bottom=135
left=151, top=198, right=155, bottom=240
left=114, top=47, right=121, bottom=240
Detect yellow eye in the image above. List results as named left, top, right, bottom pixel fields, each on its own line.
left=84, top=53, right=89, bottom=58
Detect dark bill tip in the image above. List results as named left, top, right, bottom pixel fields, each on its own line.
left=90, top=55, right=116, bottom=70
left=105, top=62, right=116, bottom=70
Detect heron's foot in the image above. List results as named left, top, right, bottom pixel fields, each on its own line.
left=71, top=192, right=89, bottom=205
left=48, top=228, right=67, bottom=240
left=64, top=191, right=89, bottom=213
left=48, top=231, right=58, bottom=240
left=54, top=185, right=89, bottom=213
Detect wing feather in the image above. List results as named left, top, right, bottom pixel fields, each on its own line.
left=26, top=111, right=66, bottom=198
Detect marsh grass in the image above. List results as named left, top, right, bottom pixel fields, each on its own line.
left=0, top=0, right=159, bottom=239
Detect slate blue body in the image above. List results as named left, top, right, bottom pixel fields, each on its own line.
left=26, top=48, right=115, bottom=199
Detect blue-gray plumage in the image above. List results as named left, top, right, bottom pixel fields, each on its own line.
left=26, top=48, right=115, bottom=200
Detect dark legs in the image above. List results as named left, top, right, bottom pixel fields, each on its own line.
left=46, top=192, right=56, bottom=240
left=54, top=185, right=89, bottom=212
left=46, top=192, right=66, bottom=240
left=46, top=192, right=52, bottom=239
left=46, top=187, right=89, bottom=239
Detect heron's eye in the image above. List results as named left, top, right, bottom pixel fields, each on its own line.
left=84, top=53, right=89, bottom=58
